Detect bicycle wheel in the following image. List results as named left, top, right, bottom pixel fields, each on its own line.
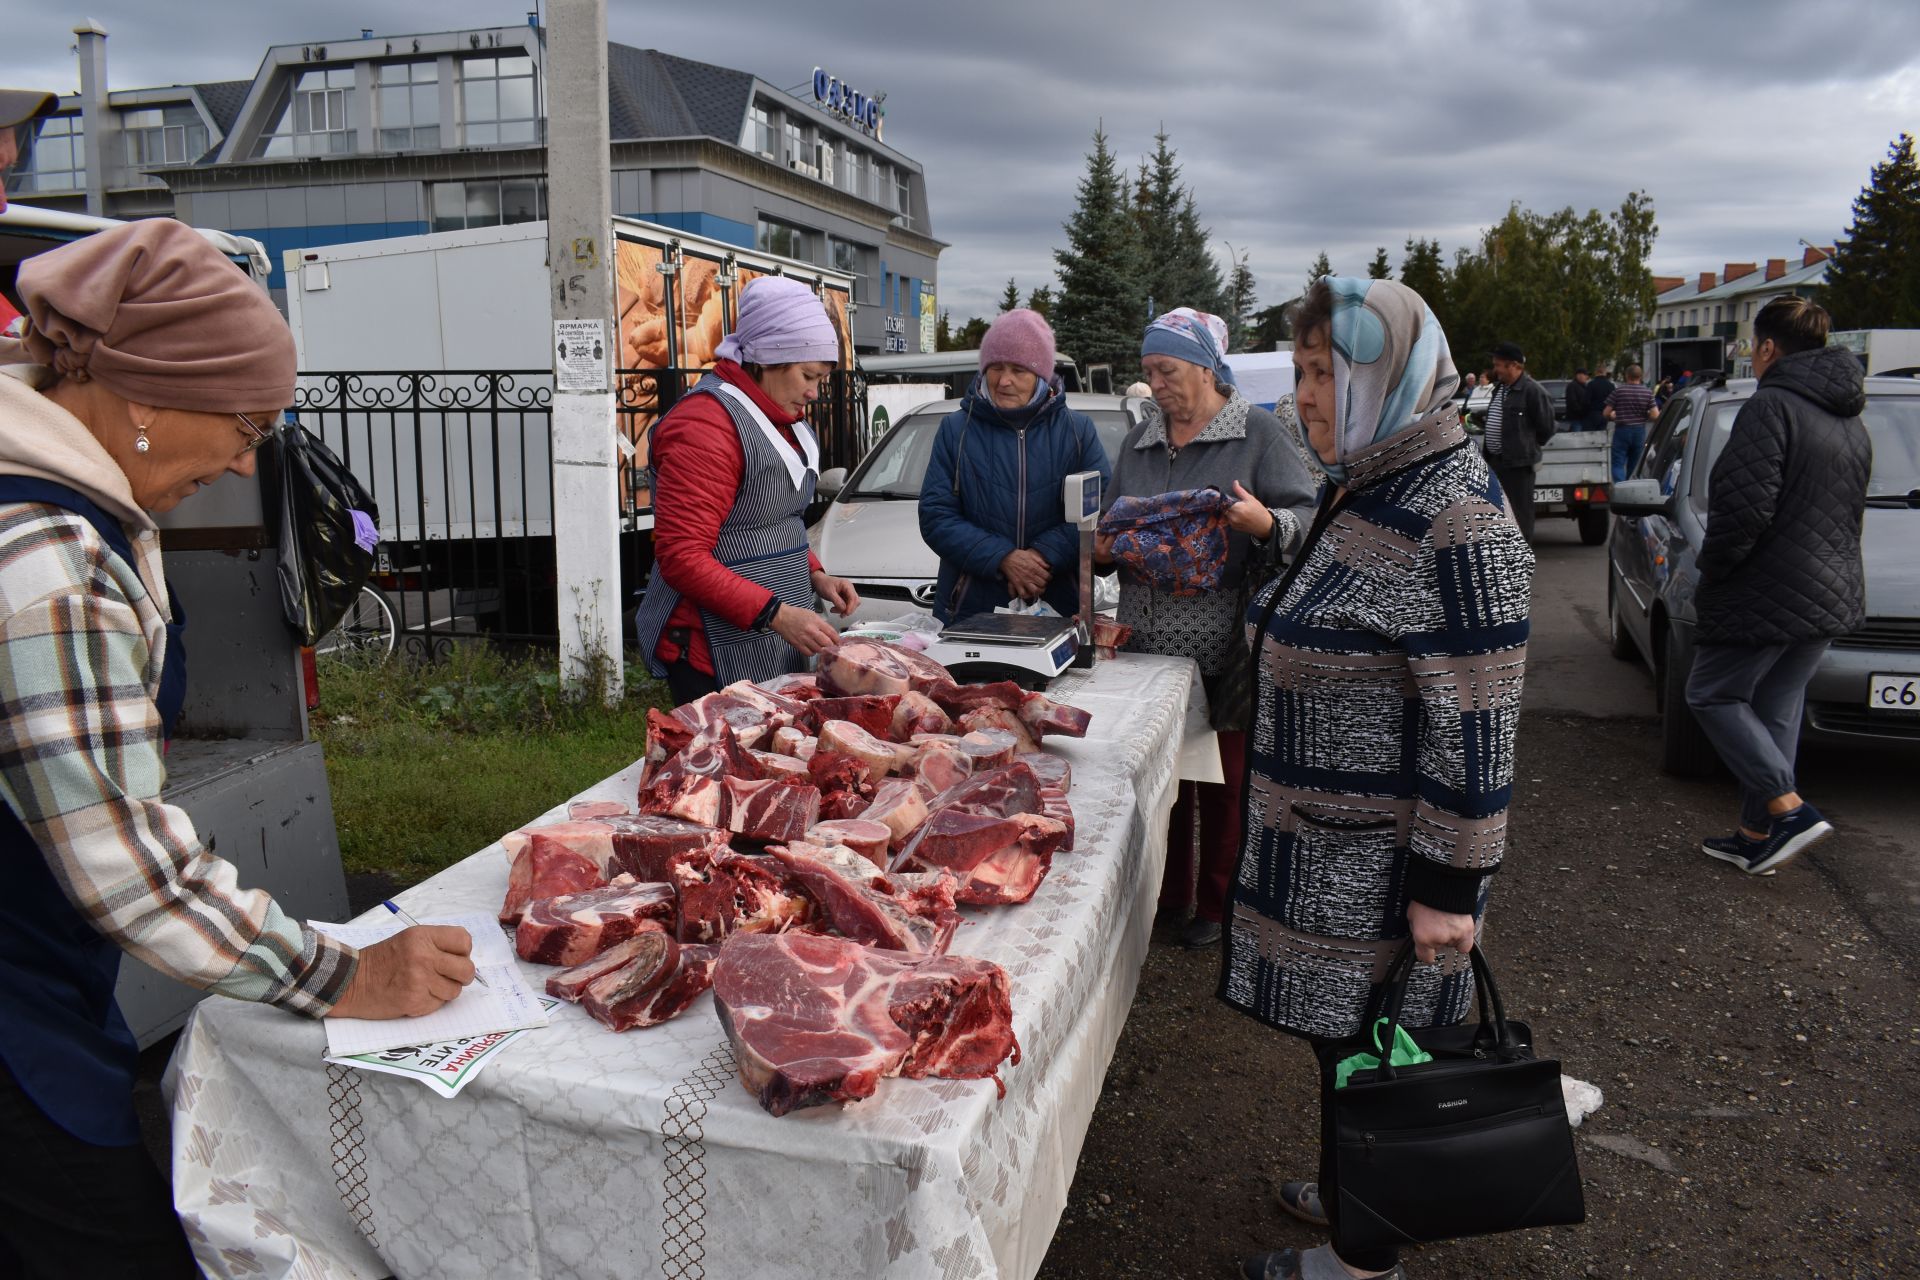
left=315, top=583, right=398, bottom=659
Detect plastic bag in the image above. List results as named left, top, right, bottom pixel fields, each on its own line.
left=268, top=421, right=380, bottom=646
left=1095, top=486, right=1235, bottom=596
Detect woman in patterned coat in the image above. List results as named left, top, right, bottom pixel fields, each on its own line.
left=1226, top=278, right=1533, bottom=1280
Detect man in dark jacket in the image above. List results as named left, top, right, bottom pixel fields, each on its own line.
left=1584, top=364, right=1617, bottom=432
left=919, top=309, right=1111, bottom=622
left=1686, top=296, right=1871, bottom=876
left=1566, top=368, right=1591, bottom=427
left=1481, top=340, right=1557, bottom=540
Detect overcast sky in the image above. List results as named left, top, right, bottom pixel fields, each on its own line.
left=6, top=0, right=1918, bottom=323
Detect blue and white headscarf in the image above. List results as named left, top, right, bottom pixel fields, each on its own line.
left=1307, top=277, right=1460, bottom=485
left=1140, top=307, right=1237, bottom=387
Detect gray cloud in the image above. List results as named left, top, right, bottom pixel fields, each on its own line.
left=4, top=0, right=1914, bottom=322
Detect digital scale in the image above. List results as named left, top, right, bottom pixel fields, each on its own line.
left=917, top=470, right=1103, bottom=687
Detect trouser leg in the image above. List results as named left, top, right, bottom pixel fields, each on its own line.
left=1312, top=1038, right=1399, bottom=1272
left=1738, top=639, right=1830, bottom=829
left=1494, top=466, right=1536, bottom=540
left=0, top=1060, right=198, bottom=1280
left=1159, top=779, right=1199, bottom=917
left=1192, top=731, right=1247, bottom=925
left=1686, top=642, right=1803, bottom=828
left=663, top=656, right=720, bottom=706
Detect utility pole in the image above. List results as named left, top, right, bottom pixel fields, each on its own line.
left=545, top=0, right=623, bottom=703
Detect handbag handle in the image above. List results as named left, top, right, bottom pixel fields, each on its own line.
left=1371, top=943, right=1521, bottom=1080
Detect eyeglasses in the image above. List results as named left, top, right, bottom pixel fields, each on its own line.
left=234, top=412, right=275, bottom=453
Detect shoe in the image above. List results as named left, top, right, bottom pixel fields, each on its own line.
left=1702, top=833, right=1775, bottom=877
left=1241, top=1246, right=1407, bottom=1280
left=1180, top=918, right=1221, bottom=949
left=1746, top=804, right=1833, bottom=875
left=1276, top=1180, right=1329, bottom=1227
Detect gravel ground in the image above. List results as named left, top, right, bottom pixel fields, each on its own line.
left=1036, top=710, right=1920, bottom=1280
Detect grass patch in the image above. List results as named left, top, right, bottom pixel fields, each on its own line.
left=313, top=646, right=671, bottom=886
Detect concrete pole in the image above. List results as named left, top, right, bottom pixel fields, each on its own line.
left=545, top=0, right=623, bottom=703
left=72, top=21, right=109, bottom=217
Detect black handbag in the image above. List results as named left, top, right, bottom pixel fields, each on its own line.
left=1323, top=943, right=1586, bottom=1255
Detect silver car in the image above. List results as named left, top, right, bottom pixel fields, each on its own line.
left=809, top=394, right=1149, bottom=628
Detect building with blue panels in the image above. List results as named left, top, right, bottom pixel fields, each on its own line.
left=6, top=20, right=943, bottom=355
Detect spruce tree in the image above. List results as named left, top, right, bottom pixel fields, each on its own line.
left=999, top=278, right=1021, bottom=313
left=1024, top=285, right=1056, bottom=322
left=1306, top=252, right=1333, bottom=294
left=1822, top=133, right=1920, bottom=330
left=1226, top=251, right=1257, bottom=353
left=1053, top=125, right=1144, bottom=374
left=1398, top=237, right=1448, bottom=313
left=1367, top=247, right=1392, bottom=280
left=1134, top=131, right=1225, bottom=317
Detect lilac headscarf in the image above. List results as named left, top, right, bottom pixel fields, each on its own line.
left=715, top=277, right=840, bottom=366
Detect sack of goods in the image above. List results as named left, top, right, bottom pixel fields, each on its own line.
left=1096, top=486, right=1234, bottom=596
left=1321, top=945, right=1586, bottom=1255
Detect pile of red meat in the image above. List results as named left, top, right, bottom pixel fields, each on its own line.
left=495, top=638, right=1090, bottom=1115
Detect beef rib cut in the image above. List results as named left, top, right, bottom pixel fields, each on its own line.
left=725, top=777, right=822, bottom=843
left=514, top=875, right=677, bottom=966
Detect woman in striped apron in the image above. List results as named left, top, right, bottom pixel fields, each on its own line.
left=634, top=277, right=860, bottom=702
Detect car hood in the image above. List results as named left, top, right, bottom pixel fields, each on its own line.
left=1863, top=506, right=1920, bottom=617
left=810, top=498, right=938, bottom=580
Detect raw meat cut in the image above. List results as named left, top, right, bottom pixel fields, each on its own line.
left=757, top=671, right=823, bottom=701
left=725, top=777, right=822, bottom=843
left=499, top=824, right=609, bottom=925
left=568, top=799, right=631, bottom=820
left=1091, top=616, right=1131, bottom=659
left=860, top=777, right=930, bottom=849
left=1019, top=690, right=1093, bottom=739
left=907, top=740, right=974, bottom=798
left=718, top=679, right=805, bottom=725
left=1040, top=786, right=1075, bottom=851
left=808, top=750, right=876, bottom=816
left=957, top=707, right=1041, bottom=755
left=956, top=728, right=1020, bottom=769
left=1015, top=751, right=1071, bottom=791
left=769, top=726, right=814, bottom=757
left=574, top=930, right=717, bottom=1032
left=803, top=695, right=899, bottom=740
left=641, top=707, right=694, bottom=786
left=930, top=680, right=1026, bottom=716
left=544, top=924, right=668, bottom=1001
left=927, top=760, right=1044, bottom=819
left=816, top=719, right=908, bottom=784
left=514, top=875, right=677, bottom=966
left=601, top=814, right=730, bottom=882
left=891, top=690, right=952, bottom=739
left=750, top=750, right=811, bottom=781
left=672, top=850, right=815, bottom=944
left=818, top=639, right=952, bottom=699
left=711, top=931, right=1018, bottom=1117
left=893, top=811, right=1068, bottom=905
left=637, top=721, right=760, bottom=826
left=672, top=689, right=776, bottom=750
left=764, top=841, right=960, bottom=955
left=805, top=818, right=893, bottom=869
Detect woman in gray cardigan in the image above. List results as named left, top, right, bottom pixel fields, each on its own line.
left=1095, top=309, right=1318, bottom=949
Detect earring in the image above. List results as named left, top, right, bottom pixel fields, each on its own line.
left=135, top=423, right=150, bottom=454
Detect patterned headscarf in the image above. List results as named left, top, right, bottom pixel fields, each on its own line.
left=1305, top=277, right=1459, bottom=485
left=1140, top=307, right=1237, bottom=387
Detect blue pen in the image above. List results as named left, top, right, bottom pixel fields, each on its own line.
left=383, top=899, right=488, bottom=988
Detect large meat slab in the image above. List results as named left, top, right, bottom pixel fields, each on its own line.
left=514, top=875, right=677, bottom=966
left=711, top=931, right=1019, bottom=1117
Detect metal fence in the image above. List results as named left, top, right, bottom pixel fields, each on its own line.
left=293, top=366, right=866, bottom=654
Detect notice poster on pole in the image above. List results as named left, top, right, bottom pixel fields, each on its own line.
left=554, top=319, right=608, bottom=392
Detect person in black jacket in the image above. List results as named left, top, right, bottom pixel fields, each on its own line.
left=1566, top=368, right=1591, bottom=427
left=1584, top=365, right=1616, bottom=432
left=1481, top=341, right=1557, bottom=540
left=1686, top=296, right=1871, bottom=876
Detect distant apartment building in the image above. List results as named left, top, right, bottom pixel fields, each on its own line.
left=1649, top=246, right=1833, bottom=374
left=5, top=19, right=943, bottom=354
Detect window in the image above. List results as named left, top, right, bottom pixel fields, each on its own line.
left=828, top=236, right=867, bottom=301
left=376, top=61, right=440, bottom=151
left=894, top=170, right=911, bottom=217
left=842, top=148, right=864, bottom=199
left=1745, top=300, right=1755, bottom=320
left=429, top=178, right=545, bottom=232
left=1641, top=397, right=1690, bottom=494
left=461, top=55, right=539, bottom=146
left=9, top=113, right=84, bottom=192
left=757, top=215, right=812, bottom=262
left=783, top=121, right=814, bottom=177
left=815, top=137, right=834, bottom=185
left=252, top=67, right=356, bottom=158
left=744, top=105, right=774, bottom=158
left=121, top=105, right=209, bottom=173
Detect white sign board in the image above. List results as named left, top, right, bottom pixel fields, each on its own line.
left=553, top=319, right=608, bottom=392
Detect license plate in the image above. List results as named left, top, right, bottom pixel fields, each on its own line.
left=1867, top=673, right=1920, bottom=712
left=1535, top=487, right=1564, bottom=503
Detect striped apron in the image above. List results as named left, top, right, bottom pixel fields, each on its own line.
left=633, top=373, right=818, bottom=687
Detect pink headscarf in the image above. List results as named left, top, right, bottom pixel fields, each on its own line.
left=0, top=218, right=296, bottom=411
left=715, top=277, right=840, bottom=366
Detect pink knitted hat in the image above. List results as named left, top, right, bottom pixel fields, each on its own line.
left=979, top=309, right=1056, bottom=381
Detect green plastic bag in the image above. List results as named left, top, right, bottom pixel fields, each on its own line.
left=1333, top=1017, right=1435, bottom=1089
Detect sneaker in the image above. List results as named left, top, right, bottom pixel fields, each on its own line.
left=1276, top=1180, right=1329, bottom=1227
left=1746, top=804, right=1834, bottom=875
left=1180, top=918, right=1222, bottom=950
left=1702, top=833, right=1775, bottom=877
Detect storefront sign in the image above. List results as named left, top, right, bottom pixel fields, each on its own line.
left=883, top=314, right=907, bottom=353
left=919, top=291, right=936, bottom=353
left=813, top=68, right=882, bottom=136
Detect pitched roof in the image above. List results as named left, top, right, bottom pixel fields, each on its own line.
left=192, top=79, right=254, bottom=135
left=604, top=45, right=753, bottom=142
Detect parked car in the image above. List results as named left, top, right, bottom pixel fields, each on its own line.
left=1605, top=373, right=1920, bottom=773
left=808, top=394, right=1150, bottom=628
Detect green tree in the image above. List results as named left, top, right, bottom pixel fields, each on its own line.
left=999, top=278, right=1021, bottom=313
left=1398, top=237, right=1449, bottom=314
left=1367, top=246, right=1392, bottom=280
left=936, top=309, right=953, bottom=351
left=1024, top=285, right=1056, bottom=322
left=1134, top=131, right=1225, bottom=318
left=1822, top=132, right=1920, bottom=330
left=1053, top=124, right=1145, bottom=375
left=937, top=311, right=991, bottom=352
left=1224, top=247, right=1256, bottom=352
left=1306, top=251, right=1333, bottom=293
left=1247, top=300, right=1293, bottom=352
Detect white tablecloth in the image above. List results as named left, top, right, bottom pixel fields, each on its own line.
left=167, top=655, right=1201, bottom=1280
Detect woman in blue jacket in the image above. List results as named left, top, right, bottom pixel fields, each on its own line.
left=918, top=309, right=1111, bottom=622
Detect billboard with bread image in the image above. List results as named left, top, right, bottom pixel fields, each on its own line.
left=615, top=235, right=851, bottom=515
